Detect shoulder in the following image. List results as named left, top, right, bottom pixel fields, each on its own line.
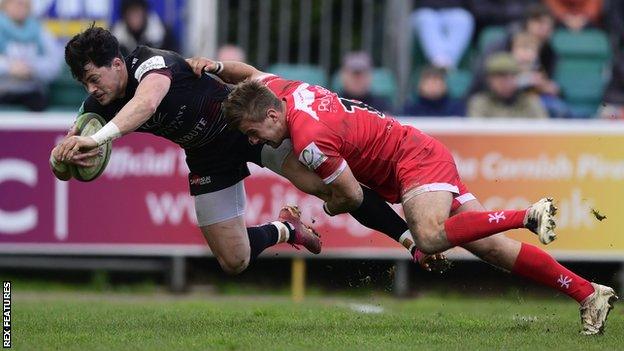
left=290, top=110, right=335, bottom=145
left=128, top=46, right=182, bottom=82
left=262, top=75, right=304, bottom=98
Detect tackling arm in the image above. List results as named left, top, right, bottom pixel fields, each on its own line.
left=186, top=57, right=267, bottom=84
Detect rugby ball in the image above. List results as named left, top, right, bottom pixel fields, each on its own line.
left=68, top=113, right=112, bottom=182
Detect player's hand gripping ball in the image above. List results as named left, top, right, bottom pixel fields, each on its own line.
left=68, top=113, right=112, bottom=182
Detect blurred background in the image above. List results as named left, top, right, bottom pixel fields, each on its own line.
left=1, top=0, right=624, bottom=299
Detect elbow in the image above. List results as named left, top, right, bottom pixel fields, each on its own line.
left=144, top=98, right=160, bottom=115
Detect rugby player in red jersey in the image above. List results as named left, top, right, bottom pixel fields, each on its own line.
left=186, top=57, right=618, bottom=335
left=50, top=27, right=444, bottom=279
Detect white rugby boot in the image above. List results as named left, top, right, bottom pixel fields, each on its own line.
left=524, top=197, right=557, bottom=244
left=579, top=283, right=618, bottom=335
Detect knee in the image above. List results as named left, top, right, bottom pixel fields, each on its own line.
left=217, top=254, right=250, bottom=275
left=411, top=222, right=446, bottom=255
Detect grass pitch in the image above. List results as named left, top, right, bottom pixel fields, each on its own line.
left=14, top=292, right=623, bottom=350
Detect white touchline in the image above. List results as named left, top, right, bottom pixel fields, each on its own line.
left=54, top=177, right=68, bottom=241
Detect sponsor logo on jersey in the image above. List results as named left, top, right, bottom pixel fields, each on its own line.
left=190, top=175, right=211, bottom=186
left=299, top=142, right=327, bottom=170
left=134, top=56, right=166, bottom=81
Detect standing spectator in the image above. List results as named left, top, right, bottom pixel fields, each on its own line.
left=410, top=0, right=474, bottom=69
left=544, top=0, right=604, bottom=31
left=338, top=51, right=391, bottom=113
left=401, top=66, right=465, bottom=117
left=112, top=0, right=178, bottom=56
left=467, top=4, right=557, bottom=96
left=216, top=44, right=246, bottom=62
left=0, top=0, right=61, bottom=111
left=467, top=53, right=548, bottom=118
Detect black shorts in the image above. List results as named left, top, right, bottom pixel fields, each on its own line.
left=184, top=128, right=263, bottom=195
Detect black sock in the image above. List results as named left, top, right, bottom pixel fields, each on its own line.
left=349, top=186, right=409, bottom=243
left=283, top=222, right=296, bottom=244
left=247, top=224, right=279, bottom=261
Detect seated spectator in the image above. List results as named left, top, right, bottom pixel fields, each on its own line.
left=467, top=4, right=557, bottom=96
left=511, top=31, right=572, bottom=118
left=338, top=51, right=391, bottom=113
left=0, top=0, right=62, bottom=111
left=401, top=66, right=465, bottom=117
left=544, top=0, right=604, bottom=32
left=467, top=53, right=548, bottom=118
left=112, top=0, right=178, bottom=56
left=410, top=0, right=474, bottom=69
left=217, top=44, right=246, bottom=62
left=598, top=52, right=624, bottom=120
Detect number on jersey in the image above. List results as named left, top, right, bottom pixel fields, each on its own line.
left=338, top=98, right=385, bottom=118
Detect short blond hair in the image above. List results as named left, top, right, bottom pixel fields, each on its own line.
left=223, top=79, right=282, bottom=130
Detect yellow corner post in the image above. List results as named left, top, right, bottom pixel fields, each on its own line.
left=291, top=257, right=306, bottom=302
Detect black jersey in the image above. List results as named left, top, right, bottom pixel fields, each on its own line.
left=80, top=46, right=229, bottom=150
left=78, top=46, right=263, bottom=195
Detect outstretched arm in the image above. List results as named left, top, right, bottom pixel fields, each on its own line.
left=186, top=57, right=268, bottom=84
left=54, top=73, right=171, bottom=163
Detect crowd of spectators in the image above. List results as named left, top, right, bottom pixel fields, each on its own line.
left=0, top=0, right=62, bottom=111
left=0, top=0, right=179, bottom=111
left=1, top=0, right=622, bottom=120
left=402, top=0, right=620, bottom=119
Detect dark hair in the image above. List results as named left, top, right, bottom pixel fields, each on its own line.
left=65, top=25, right=123, bottom=81
left=223, top=80, right=282, bottom=130
left=121, top=0, right=149, bottom=16
left=524, top=4, right=552, bottom=23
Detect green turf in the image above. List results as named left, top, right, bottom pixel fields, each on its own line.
left=13, top=292, right=623, bottom=350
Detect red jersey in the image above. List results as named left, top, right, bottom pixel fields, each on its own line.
left=261, top=75, right=434, bottom=203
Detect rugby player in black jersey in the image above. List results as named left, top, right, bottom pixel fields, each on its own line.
left=50, top=26, right=446, bottom=275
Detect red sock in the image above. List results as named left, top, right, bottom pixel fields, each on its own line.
left=512, top=243, right=594, bottom=303
left=444, top=209, right=527, bottom=246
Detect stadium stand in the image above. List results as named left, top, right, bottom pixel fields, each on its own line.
left=331, top=68, right=397, bottom=104
left=48, top=65, right=87, bottom=111
left=552, top=28, right=610, bottom=117
left=267, top=64, right=328, bottom=88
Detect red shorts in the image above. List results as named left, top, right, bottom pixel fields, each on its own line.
left=396, top=137, right=476, bottom=212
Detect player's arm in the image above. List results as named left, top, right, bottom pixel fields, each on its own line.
left=322, top=165, right=364, bottom=215
left=186, top=57, right=266, bottom=83
left=107, top=73, right=171, bottom=135
left=55, top=73, right=171, bottom=162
